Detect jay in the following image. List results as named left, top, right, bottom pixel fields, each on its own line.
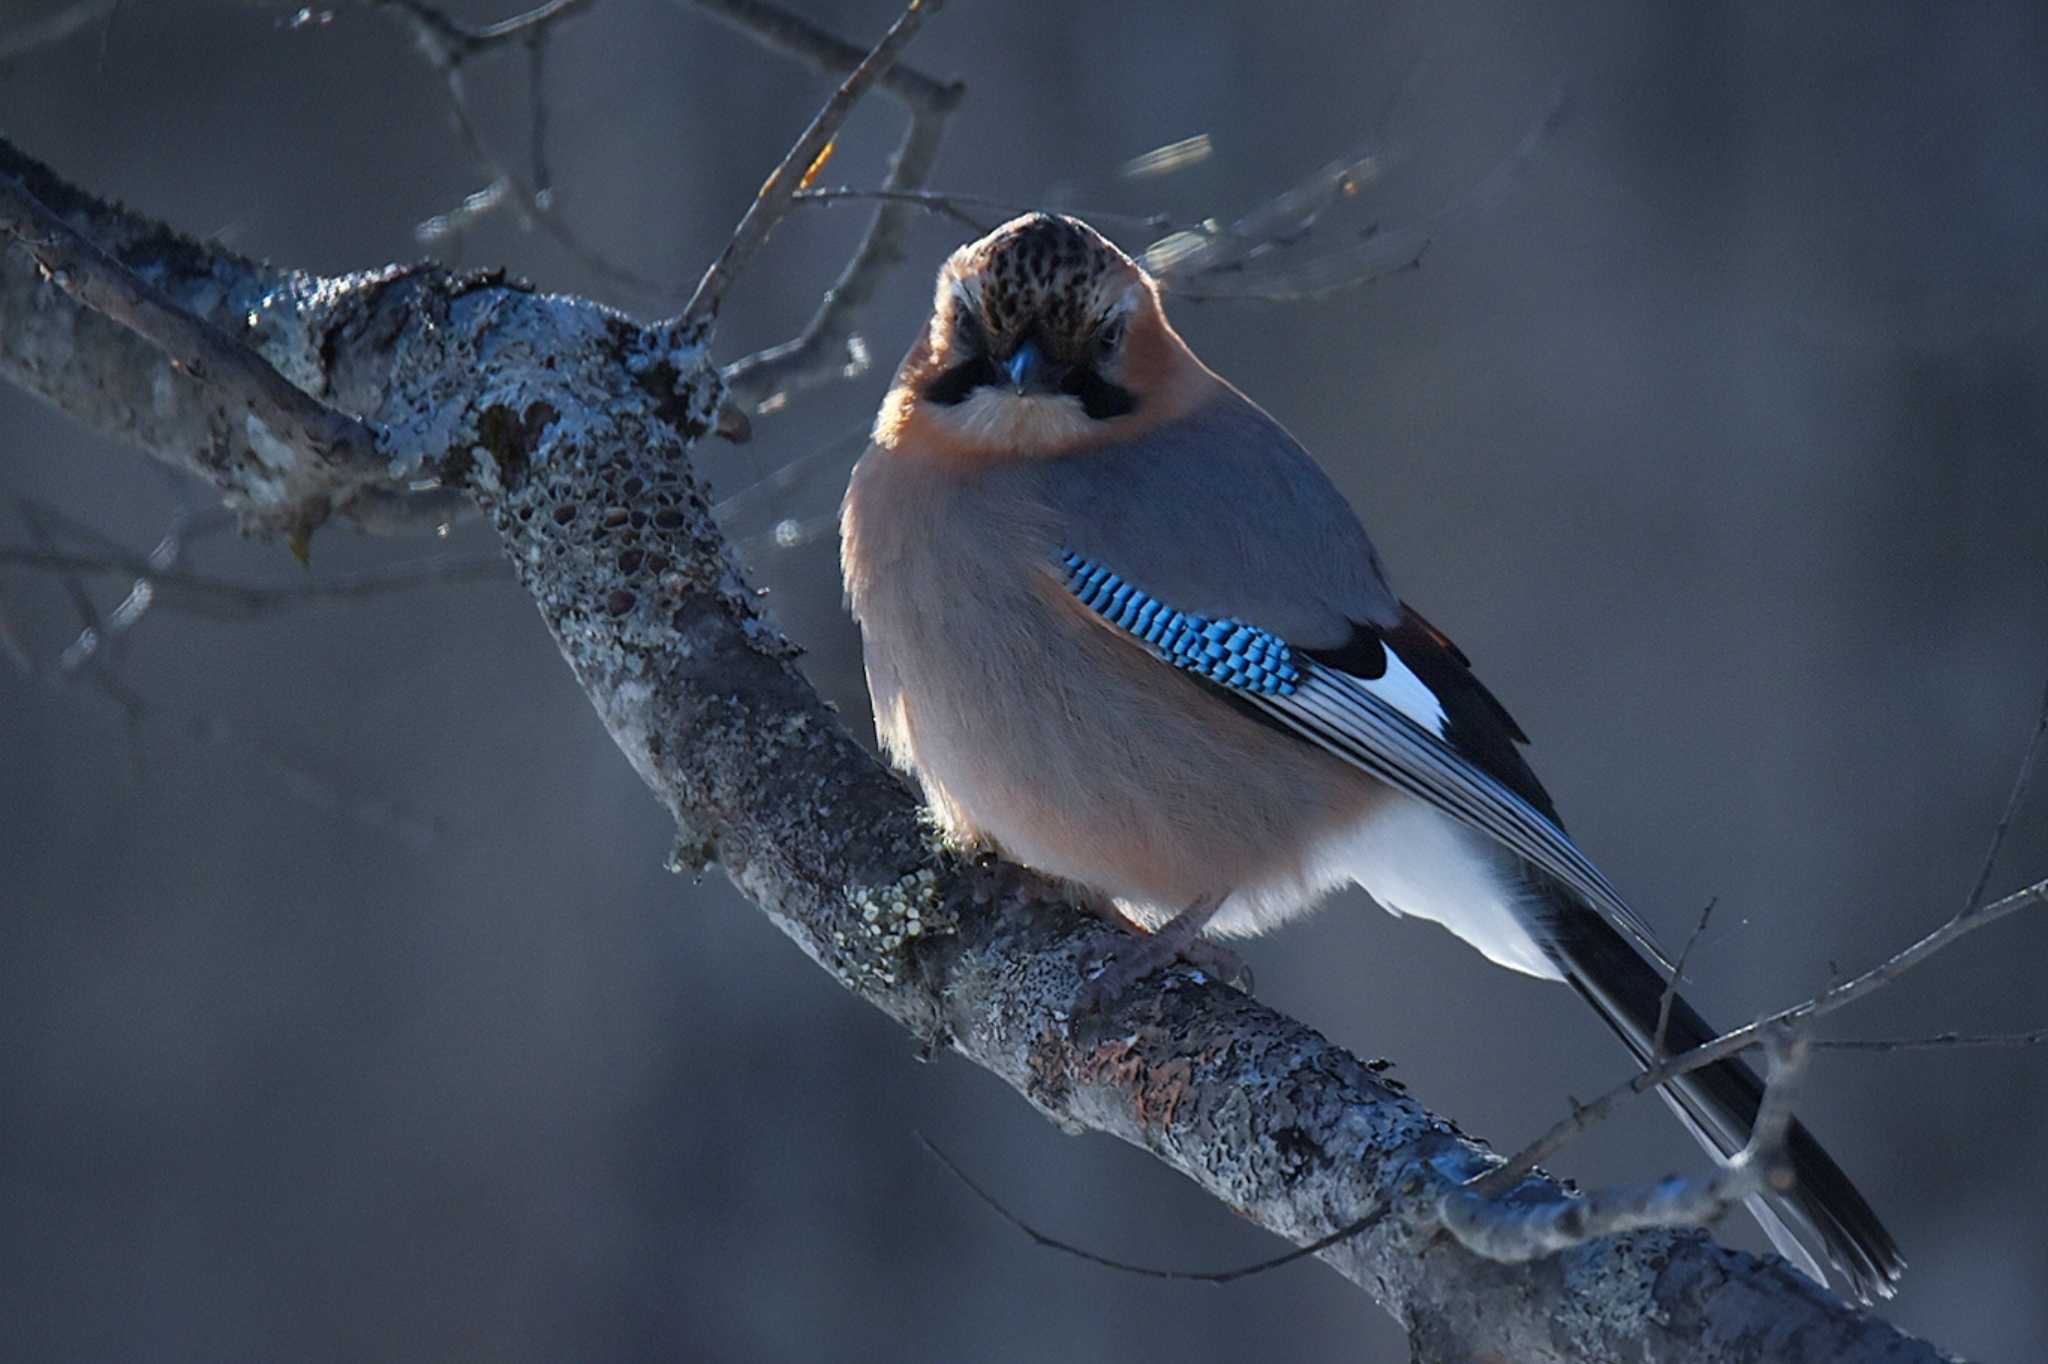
left=840, top=212, right=1900, bottom=1300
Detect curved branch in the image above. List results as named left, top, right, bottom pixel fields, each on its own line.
left=0, top=135, right=1956, bottom=1364
left=0, top=140, right=449, bottom=540
left=0, top=164, right=389, bottom=538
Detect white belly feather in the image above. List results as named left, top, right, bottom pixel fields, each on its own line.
left=1207, top=791, right=1563, bottom=981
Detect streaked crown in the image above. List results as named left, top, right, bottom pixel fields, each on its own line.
left=938, top=213, right=1137, bottom=364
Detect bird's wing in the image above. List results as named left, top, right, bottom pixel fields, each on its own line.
left=1052, top=548, right=1668, bottom=964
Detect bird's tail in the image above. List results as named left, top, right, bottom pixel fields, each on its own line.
left=1537, top=885, right=1903, bottom=1303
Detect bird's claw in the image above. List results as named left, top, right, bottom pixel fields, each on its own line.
left=1078, top=934, right=1252, bottom=1015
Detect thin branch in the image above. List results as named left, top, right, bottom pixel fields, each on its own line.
left=12, top=497, right=107, bottom=672
left=10, top=494, right=146, bottom=766
left=0, top=547, right=507, bottom=620
left=1444, top=1029, right=1810, bottom=1262
left=524, top=22, right=555, bottom=199
left=791, top=185, right=997, bottom=234
left=373, top=0, right=671, bottom=297
left=686, top=0, right=959, bottom=112
left=13, top=621, right=456, bottom=851
left=720, top=73, right=963, bottom=409
left=1478, top=873, right=2048, bottom=1200
left=1655, top=896, right=1717, bottom=1058
left=675, top=0, right=942, bottom=335
left=381, top=0, right=594, bottom=55
left=1476, top=678, right=2048, bottom=1198
left=0, top=172, right=386, bottom=482
left=0, top=0, right=119, bottom=68
left=918, top=1133, right=1391, bottom=1285
left=1814, top=1028, right=2048, bottom=1052
left=2, top=495, right=469, bottom=848
left=1964, top=675, right=2048, bottom=911
left=792, top=185, right=1172, bottom=235
left=1153, top=92, right=1565, bottom=305
left=697, top=0, right=965, bottom=411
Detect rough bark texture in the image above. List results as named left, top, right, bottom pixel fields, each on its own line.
left=0, top=137, right=1958, bottom=1364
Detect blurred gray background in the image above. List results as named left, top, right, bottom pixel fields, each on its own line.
left=3, top=1, right=2046, bottom=1359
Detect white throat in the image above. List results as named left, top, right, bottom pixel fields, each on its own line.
left=937, top=388, right=1096, bottom=453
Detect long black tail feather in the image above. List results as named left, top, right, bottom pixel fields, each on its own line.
left=1540, top=886, right=1903, bottom=1302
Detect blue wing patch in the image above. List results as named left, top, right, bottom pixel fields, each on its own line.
left=1058, top=550, right=1300, bottom=695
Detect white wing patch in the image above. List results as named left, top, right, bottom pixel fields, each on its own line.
left=1361, top=641, right=1448, bottom=735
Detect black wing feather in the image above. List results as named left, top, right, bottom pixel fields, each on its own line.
left=1305, top=604, right=1561, bottom=828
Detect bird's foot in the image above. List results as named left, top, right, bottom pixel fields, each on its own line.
left=1078, top=896, right=1249, bottom=1013
left=1180, top=937, right=1253, bottom=993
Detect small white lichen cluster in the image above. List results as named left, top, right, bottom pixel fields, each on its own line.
left=838, top=868, right=947, bottom=985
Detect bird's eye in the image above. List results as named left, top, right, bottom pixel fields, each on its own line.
left=952, top=310, right=987, bottom=354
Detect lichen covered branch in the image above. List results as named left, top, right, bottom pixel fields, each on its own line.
left=0, top=165, right=391, bottom=539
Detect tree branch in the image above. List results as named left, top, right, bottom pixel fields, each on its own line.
left=0, top=131, right=1964, bottom=1364
left=0, top=167, right=391, bottom=541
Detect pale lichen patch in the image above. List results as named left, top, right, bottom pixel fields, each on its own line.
left=841, top=868, right=955, bottom=986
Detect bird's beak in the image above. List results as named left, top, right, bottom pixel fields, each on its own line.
left=1005, top=339, right=1059, bottom=395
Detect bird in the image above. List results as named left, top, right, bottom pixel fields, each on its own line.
left=839, top=211, right=1902, bottom=1301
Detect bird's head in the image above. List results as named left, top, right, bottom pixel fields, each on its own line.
left=873, top=213, right=1216, bottom=458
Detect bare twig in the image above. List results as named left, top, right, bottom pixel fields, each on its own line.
left=0, top=547, right=507, bottom=620
left=675, top=0, right=942, bottom=336
left=1444, top=1029, right=1810, bottom=1262
left=14, top=626, right=456, bottom=851
left=790, top=185, right=997, bottom=234
left=0, top=0, right=119, bottom=68
left=720, top=81, right=962, bottom=410
left=791, top=185, right=1175, bottom=236
left=380, top=0, right=593, bottom=56
left=1814, top=1028, right=2048, bottom=1052
left=1654, top=896, right=1717, bottom=1058
left=686, top=0, right=958, bottom=110
left=1964, top=675, right=2048, bottom=911
left=372, top=0, right=671, bottom=296
left=10, top=495, right=146, bottom=765
left=1152, top=92, right=1565, bottom=305
left=0, top=497, right=477, bottom=847
left=1477, top=679, right=2048, bottom=1198
left=700, top=0, right=964, bottom=410
left=524, top=21, right=555, bottom=198
left=0, top=173, right=386, bottom=483
left=708, top=423, right=866, bottom=557
left=1478, top=874, right=2048, bottom=1199
left=12, top=497, right=108, bottom=673
left=918, top=1133, right=1391, bottom=1285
